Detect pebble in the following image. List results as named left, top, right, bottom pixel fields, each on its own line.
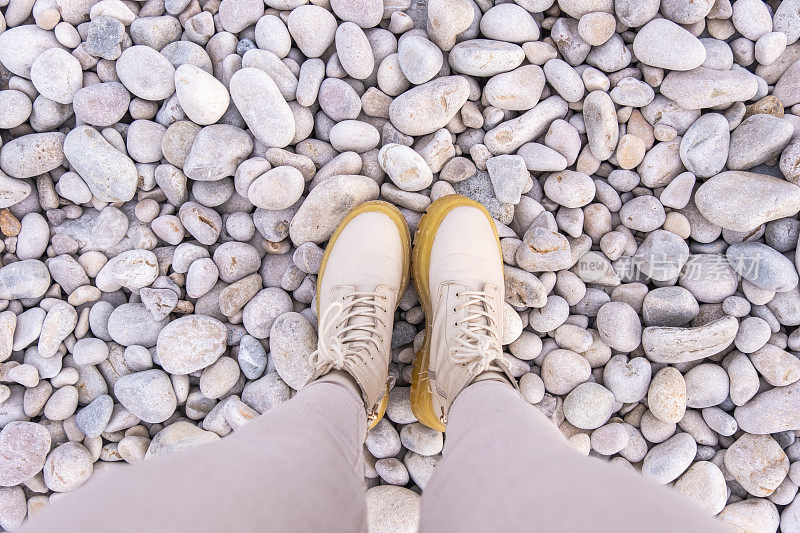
left=174, top=65, right=229, bottom=126
left=0, top=1, right=799, bottom=527
left=237, top=335, right=267, bottom=380
left=0, top=260, right=51, bottom=300
left=679, top=113, right=730, bottom=178
left=750, top=343, right=800, bottom=387
left=685, top=363, right=730, bottom=408
left=1, top=132, right=65, bottom=180
left=199, top=357, right=240, bottom=399
left=74, top=395, right=113, bottom=438
left=648, top=367, right=687, bottom=424
left=728, top=242, right=799, bottom=292
left=728, top=114, right=794, bottom=170
left=287, top=5, right=338, bottom=58
left=375, top=458, right=409, bottom=486
left=563, top=382, right=615, bottom=430
left=486, top=155, right=527, bottom=204
left=43, top=442, right=93, bottom=492
left=642, top=316, right=739, bottom=364
left=145, top=421, right=219, bottom=459
left=107, top=303, right=167, bottom=347
left=248, top=166, right=305, bottom=210
left=219, top=0, right=263, bottom=33
left=400, top=422, right=443, bottom=456
left=0, top=25, right=62, bottom=78
left=450, top=40, right=525, bottom=77
left=389, top=76, right=470, bottom=136
left=718, top=499, right=780, bottom=532
left=481, top=4, right=538, bottom=43
left=642, top=287, right=698, bottom=327
left=289, top=174, right=379, bottom=245
left=30, top=48, right=83, bottom=105
left=379, top=144, right=433, bottom=192
left=674, top=461, right=728, bottom=515
left=242, top=288, right=293, bottom=339
left=725, top=433, right=789, bottom=497
left=156, top=315, right=227, bottom=374
left=660, top=67, right=758, bottom=109
left=732, top=0, right=773, bottom=41
left=241, top=372, right=290, bottom=413
left=269, top=312, right=315, bottom=390
left=595, top=302, right=641, bottom=352
left=367, top=418, right=402, bottom=459
left=642, top=433, right=697, bottom=484
left=365, top=485, right=420, bottom=533
left=603, top=355, right=651, bottom=403
left=64, top=126, right=138, bottom=202
left=397, top=35, right=444, bottom=85
left=583, top=91, right=618, bottom=161
left=0, top=486, right=26, bottom=530
left=541, top=349, right=590, bottom=395
left=633, top=19, right=706, bottom=71
left=114, top=370, right=177, bottom=424
left=0, top=421, right=51, bottom=486
left=695, top=171, right=800, bottom=231
left=543, top=170, right=595, bottom=208
left=116, top=45, right=175, bottom=101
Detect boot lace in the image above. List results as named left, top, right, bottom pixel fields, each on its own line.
left=309, top=292, right=388, bottom=374
left=448, top=290, right=507, bottom=375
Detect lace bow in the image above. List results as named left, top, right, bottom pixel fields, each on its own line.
left=309, top=292, right=388, bottom=373
left=448, top=290, right=507, bottom=375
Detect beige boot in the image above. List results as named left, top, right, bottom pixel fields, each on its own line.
left=411, top=195, right=517, bottom=431
left=308, top=201, right=411, bottom=429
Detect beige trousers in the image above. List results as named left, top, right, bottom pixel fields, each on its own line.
left=23, top=379, right=729, bottom=533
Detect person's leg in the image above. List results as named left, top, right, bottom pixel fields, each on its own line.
left=420, top=380, right=730, bottom=533
left=22, top=199, right=412, bottom=533
left=22, top=376, right=368, bottom=533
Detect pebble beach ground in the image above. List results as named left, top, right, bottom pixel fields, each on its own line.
left=1, top=0, right=800, bottom=531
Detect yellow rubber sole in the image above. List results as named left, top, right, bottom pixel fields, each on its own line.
left=410, top=194, right=502, bottom=432
left=317, top=200, right=412, bottom=429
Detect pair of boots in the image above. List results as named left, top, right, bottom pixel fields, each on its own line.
left=307, top=194, right=518, bottom=432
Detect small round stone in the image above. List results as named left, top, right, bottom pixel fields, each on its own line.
left=43, top=442, right=94, bottom=492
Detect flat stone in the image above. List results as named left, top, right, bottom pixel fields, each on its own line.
left=145, top=421, right=220, bottom=459
left=114, top=369, right=177, bottom=424
left=641, top=316, right=739, bottom=363
left=230, top=68, right=294, bottom=149
left=642, top=433, right=697, bottom=484
left=660, top=67, right=759, bottom=109
left=269, top=312, right=315, bottom=390
left=632, top=19, right=706, bottom=71
left=289, top=174, right=379, bottom=245
left=183, top=125, right=253, bottom=182
left=365, top=485, right=420, bottom=533
left=64, top=126, right=138, bottom=202
left=0, top=421, right=50, bottom=486
left=156, top=315, right=227, bottom=374
left=695, top=171, right=800, bottom=232
left=0, top=132, right=65, bottom=179
left=388, top=76, right=470, bottom=136
left=728, top=114, right=794, bottom=170
left=725, top=434, right=789, bottom=497
left=43, top=442, right=93, bottom=492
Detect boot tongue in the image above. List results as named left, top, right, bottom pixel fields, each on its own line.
left=459, top=283, right=495, bottom=333
left=343, top=292, right=381, bottom=354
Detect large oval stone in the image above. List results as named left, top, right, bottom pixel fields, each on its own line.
left=156, top=314, right=227, bottom=374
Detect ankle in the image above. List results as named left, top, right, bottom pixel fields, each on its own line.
left=312, top=369, right=362, bottom=398
left=472, top=369, right=515, bottom=389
